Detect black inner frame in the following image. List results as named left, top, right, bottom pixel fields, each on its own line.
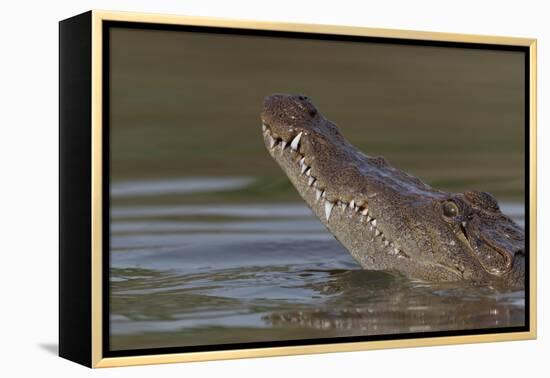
left=102, top=20, right=531, bottom=358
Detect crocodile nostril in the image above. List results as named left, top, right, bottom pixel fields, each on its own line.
left=298, top=95, right=308, bottom=101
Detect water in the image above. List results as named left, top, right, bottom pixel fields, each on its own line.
left=111, top=177, right=255, bottom=198
left=109, top=179, right=525, bottom=351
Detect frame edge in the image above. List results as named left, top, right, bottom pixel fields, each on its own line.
left=528, top=39, right=537, bottom=339
left=91, top=9, right=104, bottom=368
left=92, top=9, right=536, bottom=46
left=59, top=10, right=93, bottom=368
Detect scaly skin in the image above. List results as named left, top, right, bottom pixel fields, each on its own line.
left=260, top=94, right=525, bottom=288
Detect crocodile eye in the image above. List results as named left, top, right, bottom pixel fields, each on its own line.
left=442, top=200, right=460, bottom=219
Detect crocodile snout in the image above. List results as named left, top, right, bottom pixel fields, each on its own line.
left=261, top=94, right=319, bottom=140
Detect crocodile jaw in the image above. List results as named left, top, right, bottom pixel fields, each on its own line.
left=260, top=124, right=450, bottom=278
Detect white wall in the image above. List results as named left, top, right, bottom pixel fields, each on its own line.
left=1, top=0, right=546, bottom=376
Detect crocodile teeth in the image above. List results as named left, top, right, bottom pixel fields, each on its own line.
left=361, top=208, right=368, bottom=216
left=301, top=164, right=309, bottom=175
left=308, top=177, right=315, bottom=186
left=341, top=202, right=347, bottom=211
left=299, top=157, right=305, bottom=167
left=262, top=123, right=267, bottom=132
left=393, top=248, right=399, bottom=255
left=290, top=132, right=302, bottom=151
left=268, top=135, right=277, bottom=148
left=324, top=201, right=334, bottom=221
left=375, top=230, right=381, bottom=237
left=315, top=189, right=322, bottom=200
left=366, top=216, right=372, bottom=222
left=384, top=240, right=390, bottom=247
left=350, top=200, right=355, bottom=209
left=322, top=191, right=326, bottom=198
left=280, top=141, right=287, bottom=151
left=305, top=168, right=311, bottom=176
left=372, top=219, right=377, bottom=226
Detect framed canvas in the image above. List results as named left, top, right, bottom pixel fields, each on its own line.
left=59, top=10, right=537, bottom=368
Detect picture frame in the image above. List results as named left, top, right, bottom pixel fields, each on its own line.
left=59, top=10, right=537, bottom=368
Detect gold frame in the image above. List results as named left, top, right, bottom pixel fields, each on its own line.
left=89, top=9, right=537, bottom=368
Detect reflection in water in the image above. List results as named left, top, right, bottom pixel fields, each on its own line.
left=111, top=177, right=254, bottom=197
left=110, top=179, right=525, bottom=351
left=266, top=270, right=524, bottom=334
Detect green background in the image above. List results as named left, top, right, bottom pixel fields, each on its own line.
left=110, top=27, right=525, bottom=204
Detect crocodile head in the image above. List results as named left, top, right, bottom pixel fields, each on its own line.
left=260, top=94, right=525, bottom=288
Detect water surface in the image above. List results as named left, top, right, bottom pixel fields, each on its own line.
left=110, top=180, right=525, bottom=351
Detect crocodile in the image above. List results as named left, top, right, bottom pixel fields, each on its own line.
left=260, top=93, right=525, bottom=288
